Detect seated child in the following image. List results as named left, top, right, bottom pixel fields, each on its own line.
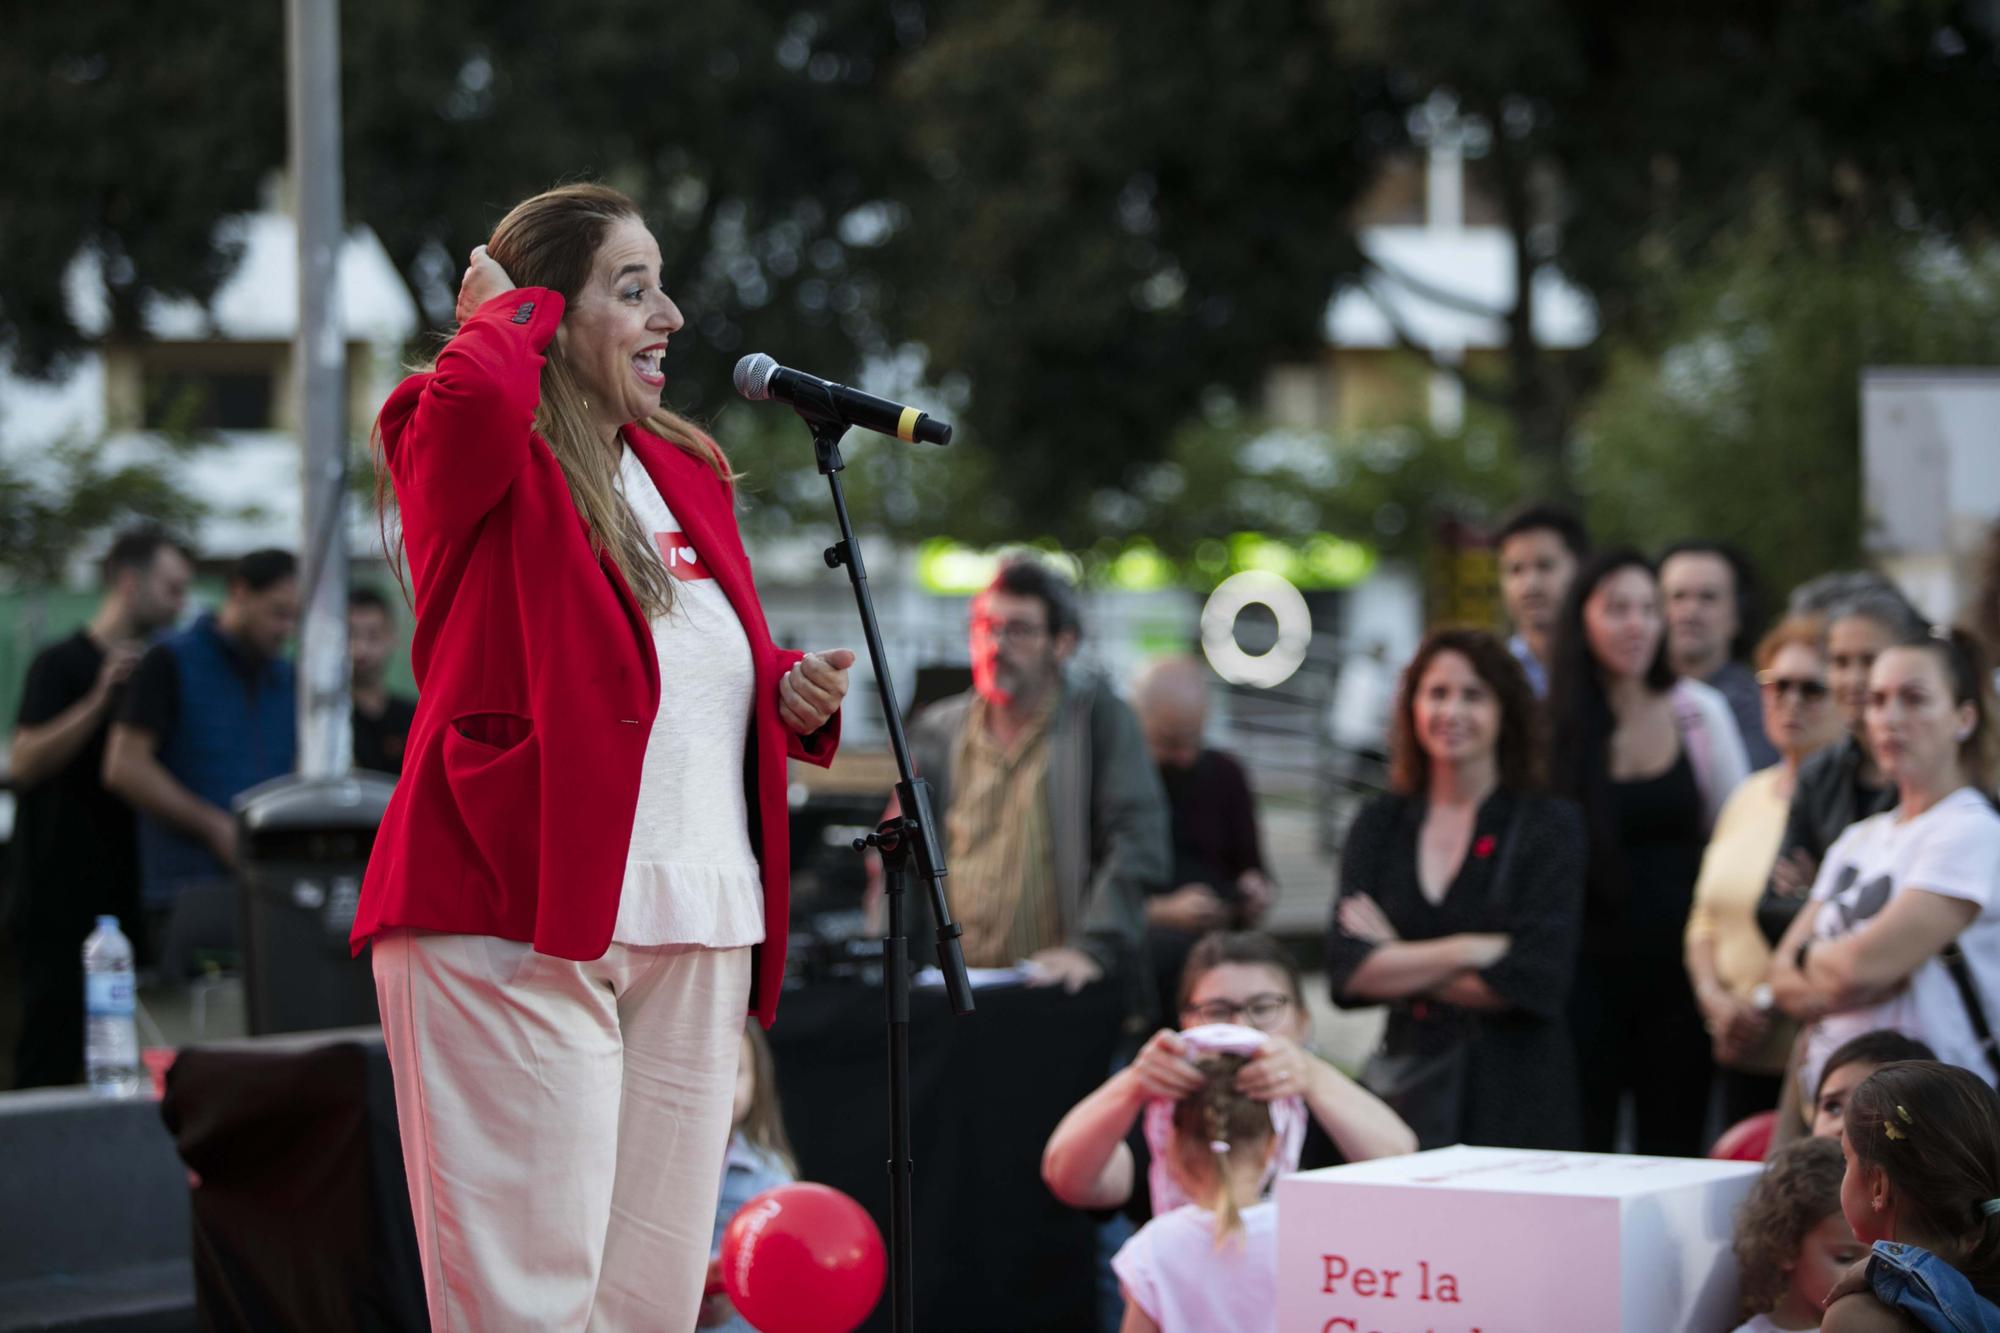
left=1112, top=1050, right=1278, bottom=1333
left=1731, top=1136, right=1865, bottom=1332
left=1822, top=1060, right=2000, bottom=1332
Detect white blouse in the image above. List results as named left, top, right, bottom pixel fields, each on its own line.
left=609, top=445, right=764, bottom=949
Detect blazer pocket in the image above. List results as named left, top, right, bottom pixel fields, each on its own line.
left=441, top=713, right=540, bottom=883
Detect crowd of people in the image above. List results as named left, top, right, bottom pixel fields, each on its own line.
left=880, top=505, right=2000, bottom=1329
left=7, top=533, right=415, bottom=1084
left=9, top=178, right=2000, bottom=1329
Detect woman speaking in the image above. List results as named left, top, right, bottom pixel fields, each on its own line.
left=351, top=183, right=850, bottom=1329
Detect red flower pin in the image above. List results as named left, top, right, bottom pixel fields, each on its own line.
left=1472, top=835, right=1497, bottom=859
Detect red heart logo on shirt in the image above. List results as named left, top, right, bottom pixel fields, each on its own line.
left=653, top=531, right=712, bottom=581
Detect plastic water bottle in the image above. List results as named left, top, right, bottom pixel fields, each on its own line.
left=83, top=915, right=142, bottom=1097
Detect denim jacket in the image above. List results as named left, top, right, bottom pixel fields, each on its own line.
left=1867, top=1241, right=2000, bottom=1333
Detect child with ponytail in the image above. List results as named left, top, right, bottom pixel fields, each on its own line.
left=1111, top=1050, right=1279, bottom=1333
left=1822, top=1060, right=2000, bottom=1331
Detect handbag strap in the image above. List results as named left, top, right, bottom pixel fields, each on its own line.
left=1940, top=942, right=2000, bottom=1082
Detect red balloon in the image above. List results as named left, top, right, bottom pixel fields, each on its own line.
left=720, top=1183, right=886, bottom=1333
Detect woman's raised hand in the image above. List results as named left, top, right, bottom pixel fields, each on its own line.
left=455, top=244, right=516, bottom=325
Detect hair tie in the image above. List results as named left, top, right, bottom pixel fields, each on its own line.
left=1982, top=1199, right=2000, bottom=1218
left=1209, top=1139, right=1230, bottom=1156
left=1932, top=624, right=1955, bottom=642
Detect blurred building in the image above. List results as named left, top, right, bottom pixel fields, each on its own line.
left=0, top=184, right=418, bottom=564
left=1861, top=367, right=2000, bottom=621
left=1263, top=95, right=1596, bottom=436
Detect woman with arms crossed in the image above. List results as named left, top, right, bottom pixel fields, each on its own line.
left=1329, top=627, right=1588, bottom=1150
left=351, top=184, right=850, bottom=1330
left=1771, top=628, right=2000, bottom=1100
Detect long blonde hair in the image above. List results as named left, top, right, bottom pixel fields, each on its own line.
left=1171, top=1053, right=1274, bottom=1244
left=378, top=183, right=730, bottom=621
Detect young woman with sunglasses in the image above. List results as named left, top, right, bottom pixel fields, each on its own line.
left=1685, top=616, right=1847, bottom=1125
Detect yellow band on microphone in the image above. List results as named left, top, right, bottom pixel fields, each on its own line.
left=898, top=406, right=921, bottom=442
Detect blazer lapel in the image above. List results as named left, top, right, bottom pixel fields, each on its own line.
left=622, top=428, right=764, bottom=654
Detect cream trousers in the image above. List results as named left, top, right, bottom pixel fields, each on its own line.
left=372, top=930, right=750, bottom=1332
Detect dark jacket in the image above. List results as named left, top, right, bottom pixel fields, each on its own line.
left=1773, top=734, right=1895, bottom=875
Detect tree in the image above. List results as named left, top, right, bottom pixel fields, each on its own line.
left=1342, top=0, right=2000, bottom=499
left=5, top=2, right=1394, bottom=547
left=1578, top=222, right=2000, bottom=601
left=0, top=4, right=285, bottom=375
left=0, top=431, right=208, bottom=584
left=877, top=0, right=1391, bottom=542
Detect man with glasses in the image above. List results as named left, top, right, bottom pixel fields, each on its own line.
left=1661, top=540, right=1774, bottom=768
left=902, top=558, right=1169, bottom=1010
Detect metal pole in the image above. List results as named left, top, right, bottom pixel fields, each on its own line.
left=287, top=0, right=351, bottom=777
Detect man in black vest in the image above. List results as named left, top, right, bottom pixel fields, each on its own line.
left=9, top=526, right=193, bottom=1086
left=104, top=549, right=298, bottom=979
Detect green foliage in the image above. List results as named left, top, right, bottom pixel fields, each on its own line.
left=0, top=4, right=284, bottom=373
left=879, top=0, right=1389, bottom=541
left=0, top=431, right=208, bottom=584
left=1578, top=223, right=2000, bottom=602
left=8, top=0, right=2000, bottom=561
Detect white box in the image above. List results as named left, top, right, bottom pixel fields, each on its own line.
left=1277, top=1146, right=1760, bottom=1333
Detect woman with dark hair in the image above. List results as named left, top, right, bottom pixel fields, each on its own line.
left=349, top=184, right=851, bottom=1328
left=1822, top=1061, right=2000, bottom=1327
left=1808, top=1029, right=1939, bottom=1140
left=1326, top=627, right=1588, bottom=1149
left=1771, top=627, right=2000, bottom=1098
left=1550, top=548, right=1750, bottom=1155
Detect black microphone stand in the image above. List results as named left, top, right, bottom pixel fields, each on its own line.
left=786, top=383, right=972, bottom=1333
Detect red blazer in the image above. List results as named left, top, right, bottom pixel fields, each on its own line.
left=349, top=287, right=836, bottom=1025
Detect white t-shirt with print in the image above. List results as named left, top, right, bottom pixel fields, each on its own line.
left=609, top=445, right=764, bottom=949
left=1802, top=785, right=2000, bottom=1092
left=1111, top=1201, right=1276, bottom=1333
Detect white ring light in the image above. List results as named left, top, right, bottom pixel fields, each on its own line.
left=1200, top=570, right=1312, bottom=688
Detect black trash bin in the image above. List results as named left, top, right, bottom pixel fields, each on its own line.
left=235, top=772, right=396, bottom=1036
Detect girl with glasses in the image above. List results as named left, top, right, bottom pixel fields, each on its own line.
left=1329, top=627, right=1589, bottom=1150
left=1686, top=616, right=1847, bottom=1129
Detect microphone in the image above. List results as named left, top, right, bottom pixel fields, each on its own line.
left=734, top=353, right=953, bottom=446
